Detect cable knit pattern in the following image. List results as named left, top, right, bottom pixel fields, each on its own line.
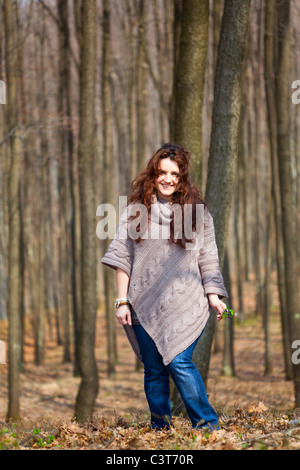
left=101, top=194, right=228, bottom=365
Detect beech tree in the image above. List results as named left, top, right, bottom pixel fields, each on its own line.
left=5, top=0, right=22, bottom=421
left=75, top=0, right=99, bottom=421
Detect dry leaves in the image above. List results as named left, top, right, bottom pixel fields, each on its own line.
left=0, top=405, right=300, bottom=450
left=0, top=276, right=299, bottom=450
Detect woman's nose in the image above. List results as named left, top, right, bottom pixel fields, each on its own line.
left=164, top=173, right=171, bottom=182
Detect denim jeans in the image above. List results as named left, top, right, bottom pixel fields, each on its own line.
left=132, top=323, right=219, bottom=431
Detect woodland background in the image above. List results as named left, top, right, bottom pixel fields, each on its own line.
left=0, top=0, right=300, bottom=451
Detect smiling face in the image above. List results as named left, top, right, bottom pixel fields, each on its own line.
left=154, top=157, right=180, bottom=201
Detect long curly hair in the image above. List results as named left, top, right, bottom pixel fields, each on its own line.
left=128, top=142, right=206, bottom=248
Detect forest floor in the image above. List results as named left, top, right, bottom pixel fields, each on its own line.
left=0, top=272, right=300, bottom=450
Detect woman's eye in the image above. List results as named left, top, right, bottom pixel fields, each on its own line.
left=157, top=171, right=179, bottom=177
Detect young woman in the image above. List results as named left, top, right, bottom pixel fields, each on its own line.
left=101, top=143, right=228, bottom=431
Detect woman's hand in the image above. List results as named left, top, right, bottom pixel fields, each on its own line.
left=116, top=268, right=131, bottom=325
left=208, top=294, right=227, bottom=322
left=116, top=304, right=132, bottom=326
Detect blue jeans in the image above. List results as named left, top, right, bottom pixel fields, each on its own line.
left=132, top=324, right=219, bottom=431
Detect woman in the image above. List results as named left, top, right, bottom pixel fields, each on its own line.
left=101, top=143, right=228, bottom=431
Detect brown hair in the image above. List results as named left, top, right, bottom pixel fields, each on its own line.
left=128, top=142, right=206, bottom=248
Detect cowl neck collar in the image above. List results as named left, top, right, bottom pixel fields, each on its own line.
left=150, top=192, right=173, bottom=227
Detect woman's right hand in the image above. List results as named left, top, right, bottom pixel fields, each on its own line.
left=116, top=304, right=132, bottom=326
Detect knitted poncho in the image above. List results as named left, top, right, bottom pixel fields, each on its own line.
left=101, top=193, right=228, bottom=365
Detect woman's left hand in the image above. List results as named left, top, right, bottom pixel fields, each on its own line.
left=208, top=294, right=227, bottom=322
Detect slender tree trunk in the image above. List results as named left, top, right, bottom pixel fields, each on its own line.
left=169, top=0, right=182, bottom=138
left=58, top=0, right=81, bottom=376
left=0, top=16, right=7, bottom=319
left=35, top=5, right=48, bottom=365
left=46, top=151, right=62, bottom=346
left=57, top=0, right=71, bottom=363
left=0, top=118, right=7, bottom=321
left=5, top=0, right=22, bottom=421
left=14, top=0, right=25, bottom=372
left=127, top=0, right=138, bottom=185
left=263, top=186, right=273, bottom=375
left=74, top=0, right=83, bottom=51
left=102, top=0, right=117, bottom=376
left=222, top=250, right=235, bottom=376
left=234, top=134, right=244, bottom=320
left=211, top=0, right=224, bottom=353
left=136, top=0, right=147, bottom=173
left=253, top=13, right=264, bottom=319
left=253, top=122, right=263, bottom=318
left=75, top=0, right=99, bottom=421
left=264, top=0, right=292, bottom=381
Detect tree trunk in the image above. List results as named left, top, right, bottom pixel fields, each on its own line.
left=75, top=0, right=99, bottom=421
left=264, top=0, right=292, bottom=381
left=136, top=0, right=147, bottom=173
left=57, top=0, right=71, bottom=364
left=222, top=250, right=235, bottom=377
left=126, top=0, right=138, bottom=188
left=263, top=187, right=273, bottom=375
left=169, top=0, right=182, bottom=138
left=5, top=0, right=22, bottom=421
left=14, top=0, right=25, bottom=372
left=193, top=0, right=251, bottom=388
left=58, top=0, right=81, bottom=377
left=102, top=0, right=117, bottom=376
left=35, top=4, right=48, bottom=365
left=275, top=0, right=300, bottom=406
left=173, top=0, right=209, bottom=187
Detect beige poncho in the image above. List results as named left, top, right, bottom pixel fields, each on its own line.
left=101, top=194, right=228, bottom=365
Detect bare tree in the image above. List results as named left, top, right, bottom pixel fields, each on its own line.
left=264, top=0, right=291, bottom=378
left=5, top=0, right=23, bottom=420
left=102, top=0, right=117, bottom=376
left=75, top=0, right=99, bottom=420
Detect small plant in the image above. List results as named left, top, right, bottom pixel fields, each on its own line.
left=0, top=427, right=9, bottom=436
left=222, top=308, right=238, bottom=319
left=36, top=437, right=46, bottom=448
left=46, top=435, right=55, bottom=445
left=32, top=428, right=41, bottom=435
